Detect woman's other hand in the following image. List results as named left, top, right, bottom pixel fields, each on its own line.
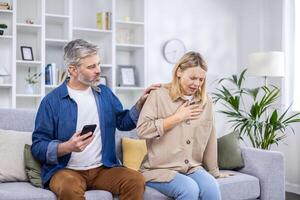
left=218, top=172, right=235, bottom=178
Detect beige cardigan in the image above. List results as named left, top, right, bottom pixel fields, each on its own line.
left=136, top=86, right=220, bottom=182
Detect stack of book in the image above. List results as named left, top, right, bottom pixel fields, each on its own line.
left=0, top=2, right=11, bottom=10
left=45, top=63, right=68, bottom=86
left=96, top=12, right=112, bottom=30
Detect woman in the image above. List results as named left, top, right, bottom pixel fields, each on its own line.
left=137, top=51, right=230, bottom=200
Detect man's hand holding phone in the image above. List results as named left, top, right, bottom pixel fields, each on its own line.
left=58, top=124, right=97, bottom=156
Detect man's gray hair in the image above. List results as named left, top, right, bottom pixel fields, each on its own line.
left=64, top=39, right=99, bottom=67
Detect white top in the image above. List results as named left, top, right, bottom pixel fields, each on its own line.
left=183, top=95, right=193, bottom=102
left=66, top=86, right=102, bottom=170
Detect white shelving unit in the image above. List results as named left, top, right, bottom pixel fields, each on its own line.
left=0, top=0, right=146, bottom=109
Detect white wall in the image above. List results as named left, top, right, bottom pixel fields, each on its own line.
left=146, top=0, right=238, bottom=84
left=146, top=0, right=300, bottom=194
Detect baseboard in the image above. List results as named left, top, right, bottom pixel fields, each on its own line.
left=286, top=182, right=300, bottom=194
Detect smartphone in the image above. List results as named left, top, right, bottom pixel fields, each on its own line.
left=80, top=124, right=97, bottom=136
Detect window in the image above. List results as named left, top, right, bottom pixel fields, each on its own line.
left=293, top=0, right=300, bottom=110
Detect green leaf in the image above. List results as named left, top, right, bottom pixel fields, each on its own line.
left=270, top=110, right=278, bottom=125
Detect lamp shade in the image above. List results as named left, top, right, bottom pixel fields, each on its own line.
left=247, top=51, right=285, bottom=77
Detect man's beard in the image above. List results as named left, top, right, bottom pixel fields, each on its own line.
left=77, top=72, right=100, bottom=87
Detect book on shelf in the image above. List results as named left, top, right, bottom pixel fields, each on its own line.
left=96, top=12, right=111, bottom=30
left=45, top=63, right=58, bottom=86
left=45, top=63, right=68, bottom=86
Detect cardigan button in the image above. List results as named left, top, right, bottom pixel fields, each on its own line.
left=184, top=159, right=189, bottom=164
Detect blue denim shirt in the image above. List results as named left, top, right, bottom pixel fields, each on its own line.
left=31, top=80, right=139, bottom=187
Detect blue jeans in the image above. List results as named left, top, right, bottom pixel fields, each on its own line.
left=147, top=169, right=221, bottom=200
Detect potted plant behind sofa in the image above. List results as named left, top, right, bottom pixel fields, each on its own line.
left=0, top=23, right=7, bottom=35
left=212, top=69, right=300, bottom=150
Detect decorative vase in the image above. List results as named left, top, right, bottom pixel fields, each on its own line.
left=25, top=83, right=35, bottom=94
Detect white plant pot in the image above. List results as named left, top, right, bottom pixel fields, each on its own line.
left=26, top=84, right=35, bottom=94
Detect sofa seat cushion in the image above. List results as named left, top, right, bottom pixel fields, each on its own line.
left=143, top=186, right=172, bottom=200
left=0, top=182, right=113, bottom=200
left=218, top=170, right=260, bottom=200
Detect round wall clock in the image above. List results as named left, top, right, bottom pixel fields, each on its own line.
left=162, top=39, right=186, bottom=64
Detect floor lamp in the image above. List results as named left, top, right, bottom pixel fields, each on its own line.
left=247, top=51, right=285, bottom=118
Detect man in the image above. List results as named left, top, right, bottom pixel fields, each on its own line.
left=31, top=39, right=160, bottom=200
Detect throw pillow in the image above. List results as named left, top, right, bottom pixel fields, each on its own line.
left=0, top=129, right=32, bottom=182
left=24, top=144, right=42, bottom=188
left=122, top=137, right=147, bottom=170
left=217, top=131, right=245, bottom=170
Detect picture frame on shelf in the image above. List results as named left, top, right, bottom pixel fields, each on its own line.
left=100, top=76, right=107, bottom=85
left=118, top=65, right=136, bottom=86
left=21, top=46, right=34, bottom=61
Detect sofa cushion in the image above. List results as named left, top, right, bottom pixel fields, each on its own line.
left=0, top=182, right=113, bottom=200
left=0, top=109, right=36, bottom=132
left=122, top=137, right=147, bottom=170
left=218, top=170, right=260, bottom=200
left=0, top=129, right=32, bottom=182
left=24, top=144, right=42, bottom=188
left=218, top=131, right=244, bottom=170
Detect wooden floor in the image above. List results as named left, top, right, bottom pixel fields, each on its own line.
left=286, top=192, right=300, bottom=200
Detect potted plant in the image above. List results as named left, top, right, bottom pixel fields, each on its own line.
left=212, top=69, right=300, bottom=150
left=25, top=67, right=41, bottom=94
left=0, top=23, right=7, bottom=35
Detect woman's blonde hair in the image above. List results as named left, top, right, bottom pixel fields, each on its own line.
left=169, top=51, right=208, bottom=104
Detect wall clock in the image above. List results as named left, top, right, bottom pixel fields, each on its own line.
left=162, top=39, right=186, bottom=64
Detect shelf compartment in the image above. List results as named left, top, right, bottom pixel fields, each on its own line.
left=17, top=0, right=42, bottom=25
left=116, top=21, right=144, bottom=45
left=116, top=48, right=144, bottom=88
left=46, top=0, right=69, bottom=15
left=73, top=0, right=112, bottom=30
left=46, top=14, right=70, bottom=40
left=0, top=11, right=13, bottom=35
left=116, top=0, right=144, bottom=22
left=16, top=66, right=42, bottom=95
left=16, top=29, right=42, bottom=60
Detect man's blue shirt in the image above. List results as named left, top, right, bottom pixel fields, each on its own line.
left=31, top=80, right=139, bottom=187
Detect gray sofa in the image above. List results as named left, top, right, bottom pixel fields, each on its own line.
left=0, top=108, right=285, bottom=200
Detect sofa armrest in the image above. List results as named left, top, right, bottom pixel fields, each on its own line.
left=238, top=147, right=285, bottom=200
